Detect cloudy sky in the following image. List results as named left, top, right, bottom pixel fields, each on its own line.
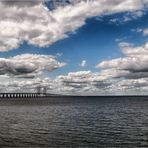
left=0, top=0, right=148, bottom=95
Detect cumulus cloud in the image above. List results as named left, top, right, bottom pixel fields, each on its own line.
left=95, top=41, right=148, bottom=91
left=0, top=54, right=66, bottom=78
left=54, top=71, right=112, bottom=95
left=2, top=40, right=148, bottom=94
left=1, top=70, right=148, bottom=95
left=0, top=0, right=148, bottom=94
left=55, top=41, right=148, bottom=95
left=0, top=0, right=148, bottom=51
left=0, top=76, right=52, bottom=93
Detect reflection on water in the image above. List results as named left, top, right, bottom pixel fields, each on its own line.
left=0, top=97, right=148, bottom=147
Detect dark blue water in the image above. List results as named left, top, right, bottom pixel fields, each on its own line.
left=0, top=97, right=148, bottom=147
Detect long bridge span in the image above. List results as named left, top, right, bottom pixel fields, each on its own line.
left=0, top=93, right=49, bottom=99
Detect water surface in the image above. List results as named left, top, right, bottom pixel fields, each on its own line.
left=0, top=97, right=148, bottom=147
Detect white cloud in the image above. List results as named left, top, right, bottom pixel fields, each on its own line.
left=110, top=10, right=145, bottom=24
left=54, top=71, right=112, bottom=95
left=0, top=54, right=66, bottom=78
left=143, top=29, right=148, bottom=36
left=0, top=0, right=148, bottom=94
left=1, top=68, right=148, bottom=95
left=96, top=41, right=148, bottom=81
left=1, top=40, right=148, bottom=94
left=79, top=60, right=86, bottom=67
left=0, top=0, right=148, bottom=51
left=132, top=28, right=148, bottom=36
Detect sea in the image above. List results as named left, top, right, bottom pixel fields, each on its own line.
left=0, top=96, right=148, bottom=147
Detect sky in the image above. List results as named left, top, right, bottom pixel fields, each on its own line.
left=0, top=0, right=148, bottom=95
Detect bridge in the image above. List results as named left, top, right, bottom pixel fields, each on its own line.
left=0, top=86, right=58, bottom=99
left=0, top=93, right=49, bottom=99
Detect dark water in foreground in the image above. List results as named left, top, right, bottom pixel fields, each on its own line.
left=0, top=97, right=148, bottom=147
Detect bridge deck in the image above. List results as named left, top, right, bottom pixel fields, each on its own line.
left=0, top=93, right=48, bottom=98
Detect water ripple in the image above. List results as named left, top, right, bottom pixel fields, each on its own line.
left=0, top=97, right=148, bottom=147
